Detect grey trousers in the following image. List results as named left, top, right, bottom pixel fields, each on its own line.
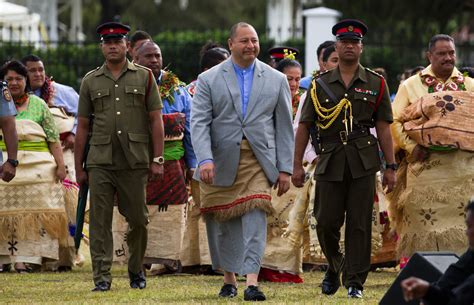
left=206, top=208, right=267, bottom=275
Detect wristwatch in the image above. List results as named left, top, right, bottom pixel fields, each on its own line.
left=152, top=156, right=165, bottom=165
left=385, top=163, right=398, bottom=171
left=6, top=159, right=19, bottom=167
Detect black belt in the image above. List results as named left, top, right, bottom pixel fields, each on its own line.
left=320, top=128, right=370, bottom=144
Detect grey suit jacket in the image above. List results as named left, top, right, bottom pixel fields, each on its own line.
left=191, top=58, right=294, bottom=187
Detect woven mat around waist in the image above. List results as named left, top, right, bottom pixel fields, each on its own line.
left=199, top=140, right=273, bottom=222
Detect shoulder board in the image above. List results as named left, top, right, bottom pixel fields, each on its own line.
left=133, top=63, right=152, bottom=72
left=83, top=66, right=100, bottom=78
left=365, top=67, right=384, bottom=79
left=317, top=70, right=330, bottom=78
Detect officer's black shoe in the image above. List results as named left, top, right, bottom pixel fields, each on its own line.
left=347, top=286, right=363, bottom=298
left=321, top=271, right=341, bottom=295
left=243, top=285, right=266, bottom=301
left=218, top=283, right=237, bottom=298
left=91, top=281, right=111, bottom=292
left=129, top=270, right=146, bottom=289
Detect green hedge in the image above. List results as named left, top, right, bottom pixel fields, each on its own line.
left=2, top=31, right=470, bottom=93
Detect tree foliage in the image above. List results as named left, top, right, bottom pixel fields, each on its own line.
left=316, top=0, right=472, bottom=45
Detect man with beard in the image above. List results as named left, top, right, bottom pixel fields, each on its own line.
left=389, top=35, right=474, bottom=263
left=191, top=22, right=294, bottom=301
left=125, top=41, right=195, bottom=273
left=293, top=19, right=396, bottom=298
left=75, top=22, right=164, bottom=291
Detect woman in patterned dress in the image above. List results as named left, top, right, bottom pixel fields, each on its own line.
left=0, top=60, right=67, bottom=273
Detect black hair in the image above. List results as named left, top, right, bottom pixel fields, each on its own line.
left=21, top=54, right=42, bottom=64
left=276, top=59, right=302, bottom=74
left=466, top=199, right=474, bottom=214
left=130, top=30, right=152, bottom=49
left=317, top=40, right=335, bottom=58
left=428, top=34, right=454, bottom=52
left=0, top=60, right=29, bottom=93
left=459, top=67, right=474, bottom=78
left=322, top=45, right=336, bottom=63
left=0, top=60, right=28, bottom=80
left=200, top=47, right=229, bottom=72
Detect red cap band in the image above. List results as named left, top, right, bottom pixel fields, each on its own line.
left=336, top=27, right=363, bottom=36
left=99, top=28, right=128, bottom=35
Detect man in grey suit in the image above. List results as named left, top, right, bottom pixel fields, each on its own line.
left=191, top=22, right=294, bottom=301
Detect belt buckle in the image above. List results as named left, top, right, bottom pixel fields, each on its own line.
left=339, top=131, right=348, bottom=145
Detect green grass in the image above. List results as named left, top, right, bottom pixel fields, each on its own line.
left=0, top=261, right=398, bottom=304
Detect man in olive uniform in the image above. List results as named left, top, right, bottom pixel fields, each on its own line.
left=0, top=82, right=18, bottom=182
left=292, top=19, right=396, bottom=298
left=74, top=22, right=164, bottom=292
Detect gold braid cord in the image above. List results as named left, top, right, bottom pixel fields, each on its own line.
left=310, top=79, right=353, bottom=133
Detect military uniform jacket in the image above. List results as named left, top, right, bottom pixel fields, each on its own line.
left=78, top=60, right=163, bottom=170
left=299, top=64, right=393, bottom=182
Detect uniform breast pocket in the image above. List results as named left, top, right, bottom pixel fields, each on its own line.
left=125, top=86, right=146, bottom=107
left=90, top=89, right=111, bottom=112
left=354, top=135, right=381, bottom=171
left=353, top=92, right=376, bottom=120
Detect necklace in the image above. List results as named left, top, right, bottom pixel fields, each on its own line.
left=14, top=93, right=28, bottom=107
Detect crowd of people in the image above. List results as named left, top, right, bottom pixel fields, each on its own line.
left=0, top=17, right=473, bottom=303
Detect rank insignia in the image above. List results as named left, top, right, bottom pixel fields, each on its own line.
left=348, top=25, right=354, bottom=32
left=354, top=87, right=377, bottom=96
left=2, top=88, right=12, bottom=102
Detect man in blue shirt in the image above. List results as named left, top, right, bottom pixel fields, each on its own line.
left=191, top=22, right=294, bottom=301
left=0, top=81, right=18, bottom=182
left=131, top=40, right=196, bottom=271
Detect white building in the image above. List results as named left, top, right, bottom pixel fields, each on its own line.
left=0, top=0, right=42, bottom=42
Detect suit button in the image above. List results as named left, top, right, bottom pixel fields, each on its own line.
left=117, top=131, right=122, bottom=135
left=116, top=97, right=120, bottom=101
left=115, top=84, right=118, bottom=88
left=117, top=111, right=121, bottom=115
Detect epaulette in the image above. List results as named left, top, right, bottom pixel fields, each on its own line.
left=365, top=67, right=385, bottom=79
left=316, top=69, right=330, bottom=79
left=83, top=66, right=101, bottom=79
left=133, top=63, right=152, bottom=72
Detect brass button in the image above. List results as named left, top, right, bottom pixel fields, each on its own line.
left=363, top=97, right=367, bottom=101
left=117, top=112, right=121, bottom=115
left=116, top=97, right=120, bottom=101
left=344, top=93, right=348, bottom=97
left=98, top=92, right=101, bottom=96
left=115, top=84, right=118, bottom=88
left=368, top=141, right=371, bottom=144
left=134, top=89, right=138, bottom=92
left=325, top=99, right=329, bottom=102
left=322, top=148, right=325, bottom=152
left=117, top=131, right=122, bottom=135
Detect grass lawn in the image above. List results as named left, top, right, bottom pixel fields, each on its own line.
left=0, top=258, right=398, bottom=304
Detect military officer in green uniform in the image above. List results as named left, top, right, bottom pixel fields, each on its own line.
left=74, top=22, right=165, bottom=292
left=293, top=19, right=396, bottom=298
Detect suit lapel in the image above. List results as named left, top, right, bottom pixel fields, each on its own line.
left=222, top=59, right=243, bottom=122
left=244, top=60, right=265, bottom=122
